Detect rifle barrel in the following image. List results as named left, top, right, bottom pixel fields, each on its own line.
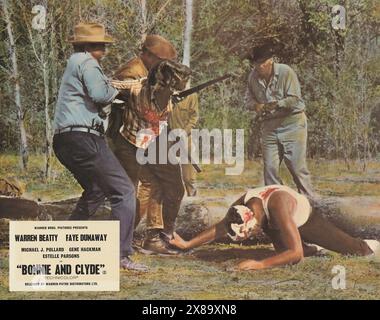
left=176, top=73, right=232, bottom=99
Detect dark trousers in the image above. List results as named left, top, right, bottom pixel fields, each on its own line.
left=110, top=133, right=142, bottom=230
left=264, top=211, right=372, bottom=256
left=111, top=133, right=141, bottom=189
left=111, top=133, right=184, bottom=233
left=53, top=132, right=136, bottom=257
left=139, top=158, right=184, bottom=233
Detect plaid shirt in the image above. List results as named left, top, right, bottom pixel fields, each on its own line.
left=112, top=57, right=175, bottom=149
left=117, top=80, right=172, bottom=149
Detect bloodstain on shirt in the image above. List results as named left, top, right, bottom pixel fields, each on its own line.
left=259, top=187, right=279, bottom=201
left=141, top=108, right=166, bottom=135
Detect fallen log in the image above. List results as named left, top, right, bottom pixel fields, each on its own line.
left=1, top=196, right=379, bottom=249
left=0, top=196, right=39, bottom=219
left=313, top=197, right=380, bottom=240
left=173, top=196, right=380, bottom=242
left=0, top=196, right=112, bottom=221
left=39, top=198, right=110, bottom=220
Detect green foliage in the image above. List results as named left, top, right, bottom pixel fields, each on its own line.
left=0, top=0, right=379, bottom=166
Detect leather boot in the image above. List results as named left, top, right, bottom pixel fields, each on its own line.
left=143, top=229, right=179, bottom=255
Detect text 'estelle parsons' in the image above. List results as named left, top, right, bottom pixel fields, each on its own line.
left=14, top=234, right=108, bottom=242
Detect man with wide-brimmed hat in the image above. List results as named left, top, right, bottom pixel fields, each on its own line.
left=107, top=35, right=190, bottom=255
left=245, top=43, right=315, bottom=198
left=53, top=22, right=148, bottom=271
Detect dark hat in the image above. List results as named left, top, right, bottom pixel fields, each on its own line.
left=247, top=44, right=274, bottom=63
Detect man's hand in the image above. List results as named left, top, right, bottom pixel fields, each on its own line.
left=237, top=259, right=265, bottom=271
left=254, top=103, right=265, bottom=114
left=169, top=232, right=189, bottom=250
left=263, top=101, right=278, bottom=113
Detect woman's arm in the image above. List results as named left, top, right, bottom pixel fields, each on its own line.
left=170, top=194, right=247, bottom=250
left=170, top=220, right=228, bottom=250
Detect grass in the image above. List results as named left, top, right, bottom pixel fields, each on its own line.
left=1, top=246, right=379, bottom=300
left=2, top=153, right=380, bottom=200
left=1, top=153, right=380, bottom=299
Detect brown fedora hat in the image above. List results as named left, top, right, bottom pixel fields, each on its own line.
left=68, top=23, right=114, bottom=43
left=143, top=35, right=177, bottom=60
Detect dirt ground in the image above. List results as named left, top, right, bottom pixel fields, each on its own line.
left=0, top=155, right=380, bottom=299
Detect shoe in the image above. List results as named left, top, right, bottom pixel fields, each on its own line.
left=159, top=231, right=188, bottom=254
left=120, top=257, right=148, bottom=272
left=160, top=231, right=173, bottom=243
left=132, top=238, right=144, bottom=250
left=132, top=239, right=156, bottom=255
left=143, top=234, right=179, bottom=255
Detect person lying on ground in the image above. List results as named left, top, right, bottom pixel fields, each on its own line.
left=169, top=185, right=379, bottom=270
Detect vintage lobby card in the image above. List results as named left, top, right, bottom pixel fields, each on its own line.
left=9, top=221, right=119, bottom=291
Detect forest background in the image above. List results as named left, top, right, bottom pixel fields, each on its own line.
left=0, top=0, right=379, bottom=180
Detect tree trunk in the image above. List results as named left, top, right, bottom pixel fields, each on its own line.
left=39, top=4, right=51, bottom=179
left=42, top=44, right=52, bottom=181
left=2, top=0, right=29, bottom=170
left=24, top=1, right=53, bottom=180
left=182, top=0, right=193, bottom=68
left=140, top=0, right=148, bottom=41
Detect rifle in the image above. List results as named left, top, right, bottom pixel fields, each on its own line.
left=171, top=73, right=233, bottom=104
left=188, top=156, right=202, bottom=173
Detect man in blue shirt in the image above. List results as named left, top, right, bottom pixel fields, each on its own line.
left=245, top=44, right=314, bottom=197
left=53, top=23, right=147, bottom=271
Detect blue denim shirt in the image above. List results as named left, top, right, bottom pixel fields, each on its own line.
left=245, top=63, right=305, bottom=114
left=53, top=52, right=118, bottom=131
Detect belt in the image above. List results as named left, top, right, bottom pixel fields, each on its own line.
left=54, top=126, right=104, bottom=137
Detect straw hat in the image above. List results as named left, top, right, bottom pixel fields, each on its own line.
left=68, top=23, right=114, bottom=43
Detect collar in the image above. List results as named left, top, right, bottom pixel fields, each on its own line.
left=84, top=51, right=100, bottom=67
left=273, top=62, right=280, bottom=76
left=254, top=62, right=279, bottom=88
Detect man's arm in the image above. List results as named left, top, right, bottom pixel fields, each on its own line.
left=245, top=72, right=264, bottom=114
left=276, top=67, right=305, bottom=112
left=238, top=191, right=304, bottom=270
left=82, top=60, right=119, bottom=105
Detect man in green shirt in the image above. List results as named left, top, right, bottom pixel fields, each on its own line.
left=245, top=44, right=314, bottom=197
